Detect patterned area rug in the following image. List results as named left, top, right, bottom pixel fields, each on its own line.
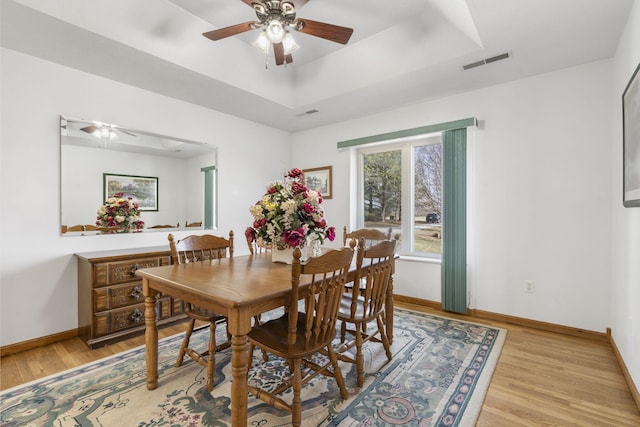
left=0, top=308, right=505, bottom=426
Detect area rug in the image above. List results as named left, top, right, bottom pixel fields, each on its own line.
left=0, top=308, right=505, bottom=426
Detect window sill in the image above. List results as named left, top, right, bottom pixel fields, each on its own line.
left=397, top=255, right=441, bottom=264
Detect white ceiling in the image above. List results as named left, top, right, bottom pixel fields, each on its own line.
left=1, top=0, right=634, bottom=132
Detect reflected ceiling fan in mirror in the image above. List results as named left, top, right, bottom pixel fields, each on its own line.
left=80, top=123, right=136, bottom=148
left=202, top=0, right=353, bottom=67
left=80, top=124, right=136, bottom=138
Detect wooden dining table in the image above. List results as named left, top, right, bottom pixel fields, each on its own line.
left=136, top=251, right=394, bottom=427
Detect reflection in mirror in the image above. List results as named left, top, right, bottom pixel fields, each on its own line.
left=60, top=116, right=217, bottom=236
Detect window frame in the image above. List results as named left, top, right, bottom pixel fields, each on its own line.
left=356, top=132, right=442, bottom=259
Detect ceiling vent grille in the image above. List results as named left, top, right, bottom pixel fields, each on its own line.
left=463, top=52, right=510, bottom=70
left=296, top=109, right=319, bottom=117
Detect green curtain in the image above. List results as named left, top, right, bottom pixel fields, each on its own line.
left=441, top=128, right=467, bottom=314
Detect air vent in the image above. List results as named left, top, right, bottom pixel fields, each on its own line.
left=296, top=109, right=319, bottom=117
left=463, top=52, right=510, bottom=70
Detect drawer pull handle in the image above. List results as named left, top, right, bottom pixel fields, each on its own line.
left=130, top=264, right=141, bottom=276
left=130, top=308, right=144, bottom=323
left=130, top=286, right=142, bottom=300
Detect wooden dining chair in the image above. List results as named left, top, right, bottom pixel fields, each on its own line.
left=337, top=238, right=396, bottom=387
left=168, top=231, right=234, bottom=392
left=246, top=242, right=355, bottom=427
left=342, top=226, right=392, bottom=248
left=185, top=221, right=202, bottom=228
left=149, top=223, right=178, bottom=229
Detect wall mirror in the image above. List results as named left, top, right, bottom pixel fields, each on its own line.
left=60, top=115, right=217, bottom=236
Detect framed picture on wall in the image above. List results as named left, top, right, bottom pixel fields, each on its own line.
left=303, top=166, right=332, bottom=199
left=622, top=61, right=640, bottom=207
left=103, top=173, right=159, bottom=211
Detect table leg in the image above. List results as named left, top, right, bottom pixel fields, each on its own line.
left=230, top=333, right=248, bottom=427
left=143, top=279, right=159, bottom=390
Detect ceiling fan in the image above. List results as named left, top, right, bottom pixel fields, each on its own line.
left=202, top=0, right=353, bottom=66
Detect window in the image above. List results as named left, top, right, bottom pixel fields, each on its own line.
left=358, top=134, right=442, bottom=258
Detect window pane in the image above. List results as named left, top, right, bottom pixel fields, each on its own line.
left=414, top=144, right=442, bottom=254
left=362, top=150, right=401, bottom=236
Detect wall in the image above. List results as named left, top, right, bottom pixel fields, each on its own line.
left=292, top=59, right=613, bottom=334
left=611, top=0, right=640, bottom=393
left=0, top=48, right=291, bottom=346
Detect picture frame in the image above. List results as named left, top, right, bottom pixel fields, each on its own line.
left=103, top=173, right=159, bottom=211
left=622, top=61, right=640, bottom=207
left=304, top=166, right=333, bottom=199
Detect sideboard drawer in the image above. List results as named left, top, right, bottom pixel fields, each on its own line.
left=94, top=282, right=146, bottom=312
left=94, top=303, right=146, bottom=337
left=93, top=296, right=174, bottom=337
left=95, top=257, right=165, bottom=287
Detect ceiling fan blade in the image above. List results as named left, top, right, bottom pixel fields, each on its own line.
left=295, top=18, right=353, bottom=44
left=273, top=42, right=285, bottom=66
left=80, top=125, right=98, bottom=134
left=203, top=21, right=258, bottom=41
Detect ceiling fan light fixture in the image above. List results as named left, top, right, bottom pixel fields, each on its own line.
left=282, top=32, right=299, bottom=55
left=266, top=19, right=285, bottom=43
left=253, top=30, right=270, bottom=54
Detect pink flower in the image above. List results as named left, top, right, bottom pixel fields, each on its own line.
left=283, top=228, right=306, bottom=247
left=326, top=226, right=336, bottom=241
left=287, top=168, right=304, bottom=179
left=245, top=227, right=256, bottom=241
left=291, top=182, right=307, bottom=195
left=303, top=203, right=315, bottom=214
left=314, top=218, right=326, bottom=228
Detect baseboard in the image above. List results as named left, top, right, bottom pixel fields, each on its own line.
left=608, top=328, right=640, bottom=412
left=0, top=328, right=78, bottom=357
left=394, top=294, right=608, bottom=342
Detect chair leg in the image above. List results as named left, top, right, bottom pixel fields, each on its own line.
left=377, top=315, right=393, bottom=361
left=326, top=344, right=349, bottom=400
left=176, top=318, right=196, bottom=367
left=340, top=320, right=346, bottom=343
left=291, top=358, right=303, bottom=427
left=206, top=321, right=217, bottom=392
left=354, top=322, right=365, bottom=388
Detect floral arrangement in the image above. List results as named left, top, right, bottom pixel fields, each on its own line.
left=246, top=168, right=335, bottom=249
left=96, top=192, right=144, bottom=231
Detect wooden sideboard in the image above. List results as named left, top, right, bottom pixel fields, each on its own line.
left=76, top=246, right=186, bottom=348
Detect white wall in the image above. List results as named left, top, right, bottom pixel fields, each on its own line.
left=611, top=0, right=640, bottom=394
left=292, top=59, right=614, bottom=334
left=0, top=48, right=291, bottom=346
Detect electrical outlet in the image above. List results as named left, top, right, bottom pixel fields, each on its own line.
left=525, top=280, right=535, bottom=294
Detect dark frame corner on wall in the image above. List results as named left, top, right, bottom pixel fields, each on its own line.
left=622, top=61, right=640, bottom=207
left=303, top=166, right=333, bottom=199
left=103, top=173, right=159, bottom=211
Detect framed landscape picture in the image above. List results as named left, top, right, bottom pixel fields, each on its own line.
left=623, top=62, right=640, bottom=207
left=304, top=166, right=332, bottom=199
left=103, top=173, right=159, bottom=211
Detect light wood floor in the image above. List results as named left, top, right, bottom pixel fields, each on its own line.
left=2, top=303, right=639, bottom=426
